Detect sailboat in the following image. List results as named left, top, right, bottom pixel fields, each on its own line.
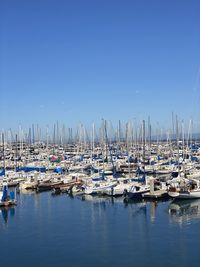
left=168, top=178, right=200, bottom=199
left=0, top=180, right=17, bottom=207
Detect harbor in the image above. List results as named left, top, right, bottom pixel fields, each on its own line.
left=1, top=122, right=200, bottom=204
left=1, top=123, right=200, bottom=266
left=1, top=0, right=200, bottom=266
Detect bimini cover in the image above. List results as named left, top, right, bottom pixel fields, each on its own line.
left=53, top=166, right=64, bottom=173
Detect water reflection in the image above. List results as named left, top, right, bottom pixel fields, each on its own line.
left=0, top=206, right=15, bottom=224
left=80, top=194, right=148, bottom=218
left=168, top=199, right=200, bottom=224
left=80, top=194, right=124, bottom=204
left=149, top=201, right=157, bottom=223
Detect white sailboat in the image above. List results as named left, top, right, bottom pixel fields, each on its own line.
left=104, top=178, right=137, bottom=196
left=84, top=175, right=117, bottom=195
left=168, top=178, right=200, bottom=199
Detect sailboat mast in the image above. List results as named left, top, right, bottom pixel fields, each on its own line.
left=2, top=133, right=5, bottom=172
left=142, top=120, right=145, bottom=164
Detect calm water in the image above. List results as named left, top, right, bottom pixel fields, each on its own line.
left=1, top=192, right=200, bottom=267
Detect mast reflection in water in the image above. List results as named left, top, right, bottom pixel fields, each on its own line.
left=0, top=207, right=15, bottom=224
left=1, top=192, right=200, bottom=267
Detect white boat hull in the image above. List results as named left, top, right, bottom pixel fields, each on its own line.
left=84, top=181, right=117, bottom=195
left=168, top=190, right=200, bottom=199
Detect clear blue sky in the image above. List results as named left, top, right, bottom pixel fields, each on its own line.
left=1, top=0, right=200, bottom=132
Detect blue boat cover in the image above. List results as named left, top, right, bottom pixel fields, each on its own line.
left=0, top=168, right=5, bottom=176
left=53, top=167, right=64, bottom=173
left=1, top=184, right=8, bottom=201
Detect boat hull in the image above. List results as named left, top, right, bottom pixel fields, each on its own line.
left=0, top=200, right=17, bottom=207
left=125, top=190, right=149, bottom=200
left=124, top=186, right=150, bottom=200
left=168, top=190, right=200, bottom=199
